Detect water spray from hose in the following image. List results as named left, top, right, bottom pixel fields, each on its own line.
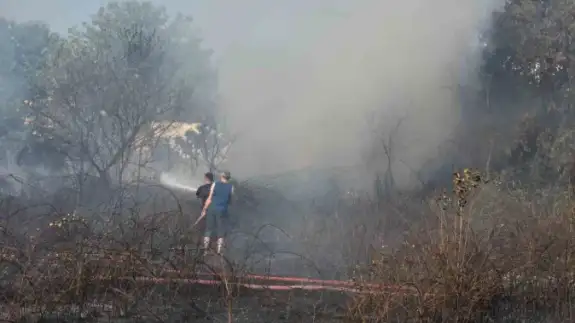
left=159, top=172, right=199, bottom=192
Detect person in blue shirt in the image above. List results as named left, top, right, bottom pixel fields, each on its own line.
left=200, top=170, right=234, bottom=255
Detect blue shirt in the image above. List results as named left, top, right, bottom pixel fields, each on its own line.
left=209, top=181, right=233, bottom=212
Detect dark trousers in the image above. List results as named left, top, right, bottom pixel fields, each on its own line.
left=204, top=208, right=229, bottom=238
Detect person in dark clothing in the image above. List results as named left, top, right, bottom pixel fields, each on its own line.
left=196, top=172, right=214, bottom=209
left=193, top=173, right=213, bottom=248
left=201, top=170, right=234, bottom=255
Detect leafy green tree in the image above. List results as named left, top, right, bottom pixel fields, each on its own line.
left=472, top=0, right=575, bottom=185
left=24, top=1, right=216, bottom=186
left=485, top=0, right=573, bottom=106
left=0, top=19, right=57, bottom=169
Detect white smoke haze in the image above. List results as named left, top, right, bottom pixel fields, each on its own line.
left=217, top=0, right=504, bottom=188
left=1, top=0, right=503, bottom=188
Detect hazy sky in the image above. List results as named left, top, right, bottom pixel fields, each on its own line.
left=1, top=0, right=501, bottom=182
left=1, top=0, right=355, bottom=57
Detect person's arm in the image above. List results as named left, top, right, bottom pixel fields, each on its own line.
left=202, top=183, right=216, bottom=214
left=229, top=185, right=234, bottom=205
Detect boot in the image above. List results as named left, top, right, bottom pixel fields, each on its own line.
left=216, top=238, right=225, bottom=255
left=202, top=237, right=211, bottom=256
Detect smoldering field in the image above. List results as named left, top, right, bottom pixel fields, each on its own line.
left=2, top=0, right=575, bottom=322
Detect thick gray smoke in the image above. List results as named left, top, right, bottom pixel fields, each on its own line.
left=218, top=0, right=503, bottom=187
left=2, top=0, right=503, bottom=188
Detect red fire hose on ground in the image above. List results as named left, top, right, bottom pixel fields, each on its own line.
left=107, top=263, right=413, bottom=294
left=106, top=273, right=411, bottom=294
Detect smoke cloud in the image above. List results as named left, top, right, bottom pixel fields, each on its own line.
left=2, top=0, right=503, bottom=187
left=218, top=0, right=503, bottom=186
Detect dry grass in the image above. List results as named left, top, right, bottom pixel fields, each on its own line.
left=0, top=181, right=349, bottom=323
left=4, top=168, right=575, bottom=322
left=0, top=182, right=240, bottom=322
left=347, top=169, right=575, bottom=322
